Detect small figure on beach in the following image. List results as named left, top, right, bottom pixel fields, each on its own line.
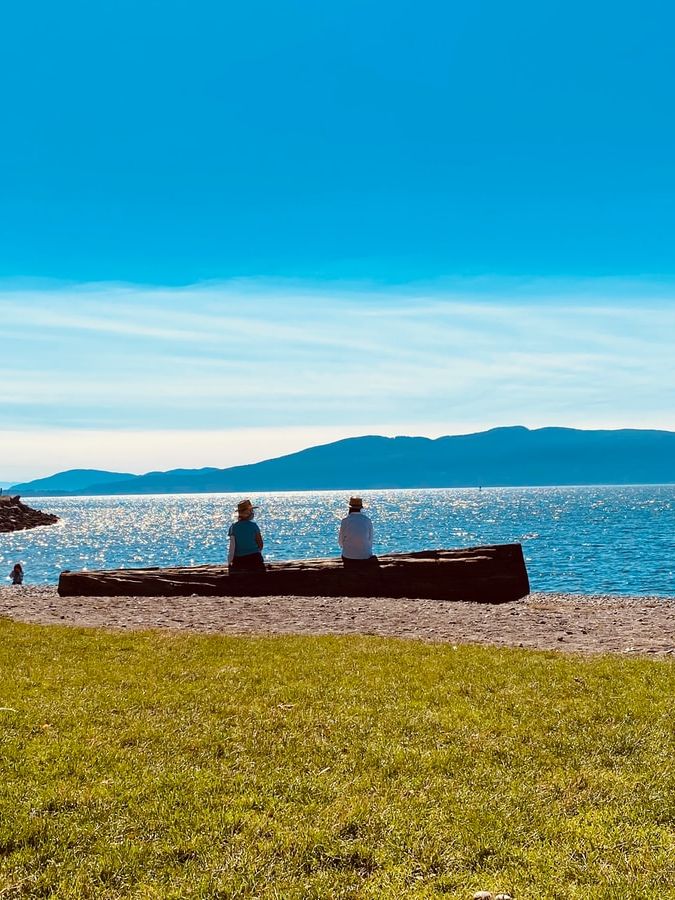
left=338, top=497, right=379, bottom=569
left=10, top=563, right=24, bottom=585
left=228, top=499, right=266, bottom=573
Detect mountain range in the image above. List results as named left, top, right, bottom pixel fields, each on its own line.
left=8, top=426, right=675, bottom=496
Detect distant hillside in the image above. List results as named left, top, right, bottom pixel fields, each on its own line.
left=11, top=469, right=137, bottom=496
left=10, top=427, right=675, bottom=495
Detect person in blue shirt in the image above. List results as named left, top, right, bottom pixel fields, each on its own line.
left=228, top=499, right=266, bottom=573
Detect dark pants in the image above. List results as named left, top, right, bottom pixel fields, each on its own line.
left=229, top=552, right=266, bottom=573
left=341, top=555, right=380, bottom=570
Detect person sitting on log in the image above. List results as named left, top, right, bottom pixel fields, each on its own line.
left=228, top=499, right=266, bottom=573
left=338, top=497, right=379, bottom=569
left=10, top=562, right=24, bottom=585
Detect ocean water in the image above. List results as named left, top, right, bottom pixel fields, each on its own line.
left=1, top=486, right=674, bottom=596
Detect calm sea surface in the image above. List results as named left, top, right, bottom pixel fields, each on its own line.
left=2, top=487, right=674, bottom=595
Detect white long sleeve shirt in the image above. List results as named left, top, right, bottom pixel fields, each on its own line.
left=338, top=511, right=374, bottom=559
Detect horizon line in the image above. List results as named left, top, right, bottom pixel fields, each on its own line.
left=7, top=422, right=675, bottom=488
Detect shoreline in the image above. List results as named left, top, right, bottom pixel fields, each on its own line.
left=0, top=495, right=59, bottom=533
left=2, top=586, right=674, bottom=657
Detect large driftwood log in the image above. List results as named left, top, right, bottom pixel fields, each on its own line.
left=0, top=495, right=59, bottom=533
left=58, top=544, right=530, bottom=603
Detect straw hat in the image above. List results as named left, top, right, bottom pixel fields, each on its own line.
left=236, top=498, right=258, bottom=516
left=348, top=496, right=363, bottom=510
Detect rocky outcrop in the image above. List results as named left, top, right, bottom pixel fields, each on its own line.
left=58, top=544, right=530, bottom=603
left=0, top=495, right=59, bottom=533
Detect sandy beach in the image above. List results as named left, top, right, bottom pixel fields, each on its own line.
left=2, top=586, right=674, bottom=656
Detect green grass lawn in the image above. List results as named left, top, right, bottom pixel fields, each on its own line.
left=0, top=619, right=673, bottom=899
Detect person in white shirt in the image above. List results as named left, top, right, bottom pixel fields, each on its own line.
left=338, top=497, right=378, bottom=568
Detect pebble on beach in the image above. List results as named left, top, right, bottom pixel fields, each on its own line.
left=1, top=586, right=674, bottom=657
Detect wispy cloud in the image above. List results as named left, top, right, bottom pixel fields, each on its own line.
left=2, top=276, right=674, bottom=479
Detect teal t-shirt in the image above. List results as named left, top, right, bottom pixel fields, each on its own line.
left=229, top=519, right=261, bottom=557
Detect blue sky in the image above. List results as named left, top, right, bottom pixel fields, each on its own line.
left=2, top=278, right=675, bottom=481
left=1, top=1, right=674, bottom=479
